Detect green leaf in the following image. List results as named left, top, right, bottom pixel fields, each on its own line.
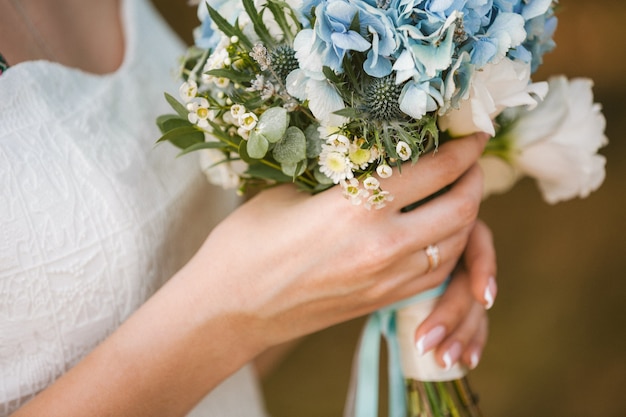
left=177, top=141, right=228, bottom=157
left=272, top=126, right=307, bottom=164
left=246, top=163, right=292, bottom=182
left=156, top=126, right=204, bottom=149
left=242, top=0, right=275, bottom=47
left=205, top=68, right=254, bottom=84
left=156, top=114, right=190, bottom=134
left=164, top=93, right=189, bottom=119
left=256, top=107, right=289, bottom=143
left=238, top=140, right=253, bottom=163
left=247, top=130, right=270, bottom=158
left=304, top=124, right=322, bottom=158
left=333, top=107, right=361, bottom=119
left=206, top=4, right=253, bottom=49
left=281, top=161, right=306, bottom=178
left=266, top=0, right=297, bottom=43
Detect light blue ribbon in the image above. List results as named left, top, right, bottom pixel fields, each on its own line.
left=353, top=281, right=449, bottom=417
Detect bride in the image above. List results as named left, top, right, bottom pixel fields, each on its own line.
left=0, top=0, right=496, bottom=415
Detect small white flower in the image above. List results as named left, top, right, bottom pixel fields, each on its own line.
left=214, top=77, right=231, bottom=89
left=222, top=111, right=238, bottom=126
left=326, top=133, right=350, bottom=152
left=238, top=112, right=258, bottom=131
left=179, top=80, right=198, bottom=103
left=230, top=104, right=246, bottom=119
left=376, top=164, right=393, bottom=178
left=340, top=178, right=366, bottom=206
left=396, top=141, right=412, bottom=161
left=319, top=150, right=354, bottom=183
left=237, top=126, right=251, bottom=140
left=365, top=190, right=394, bottom=210
left=363, top=176, right=380, bottom=190
left=187, top=98, right=212, bottom=128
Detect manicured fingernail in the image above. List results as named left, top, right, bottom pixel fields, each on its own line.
left=469, top=348, right=481, bottom=370
left=484, top=276, right=497, bottom=310
left=416, top=325, right=446, bottom=356
left=442, top=342, right=462, bottom=370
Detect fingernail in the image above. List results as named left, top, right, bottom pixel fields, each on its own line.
left=469, top=348, right=482, bottom=370
left=484, top=276, right=497, bottom=310
left=416, top=325, right=446, bottom=356
left=442, top=342, right=462, bottom=371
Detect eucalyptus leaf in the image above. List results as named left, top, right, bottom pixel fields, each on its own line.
left=281, top=161, right=306, bottom=178
left=247, top=130, right=270, bottom=158
left=272, top=126, right=306, bottom=164
left=238, top=140, right=253, bottom=163
left=256, top=107, right=289, bottom=143
left=304, top=124, right=322, bottom=158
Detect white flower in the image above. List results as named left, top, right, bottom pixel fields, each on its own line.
left=348, top=142, right=375, bottom=170
left=483, top=76, right=608, bottom=204
left=179, top=80, right=198, bottom=103
left=326, top=134, right=351, bottom=152
left=319, top=148, right=354, bottom=183
left=396, top=141, right=412, bottom=161
left=365, top=190, right=394, bottom=210
left=230, top=104, right=246, bottom=119
left=376, top=164, right=393, bottom=179
left=214, top=77, right=231, bottom=89
left=340, top=178, right=366, bottom=206
left=238, top=112, right=258, bottom=131
left=363, top=176, right=380, bottom=190
left=438, top=58, right=548, bottom=137
left=187, top=98, right=213, bottom=128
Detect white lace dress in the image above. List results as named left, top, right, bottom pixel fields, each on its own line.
left=0, top=0, right=267, bottom=415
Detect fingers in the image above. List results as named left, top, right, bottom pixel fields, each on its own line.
left=463, top=219, right=498, bottom=309
left=391, top=164, right=484, bottom=258
left=385, top=132, right=490, bottom=209
left=413, top=264, right=489, bottom=370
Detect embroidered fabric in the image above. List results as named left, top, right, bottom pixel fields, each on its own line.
left=0, top=0, right=266, bottom=416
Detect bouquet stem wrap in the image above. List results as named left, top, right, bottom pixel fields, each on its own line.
left=345, top=279, right=480, bottom=417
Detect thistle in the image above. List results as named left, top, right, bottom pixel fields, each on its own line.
left=364, top=75, right=405, bottom=121
left=269, top=45, right=299, bottom=84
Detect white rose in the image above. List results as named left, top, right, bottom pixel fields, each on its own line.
left=439, top=57, right=548, bottom=137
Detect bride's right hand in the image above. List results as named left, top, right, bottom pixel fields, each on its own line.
left=186, top=131, right=489, bottom=353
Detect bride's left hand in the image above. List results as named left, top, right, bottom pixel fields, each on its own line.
left=414, top=219, right=496, bottom=370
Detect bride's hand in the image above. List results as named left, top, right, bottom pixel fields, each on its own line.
left=413, top=219, right=496, bottom=370
left=188, top=132, right=489, bottom=353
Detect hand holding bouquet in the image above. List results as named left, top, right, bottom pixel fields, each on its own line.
left=157, top=0, right=607, bottom=415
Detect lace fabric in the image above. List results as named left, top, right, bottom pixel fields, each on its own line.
left=0, top=0, right=266, bottom=415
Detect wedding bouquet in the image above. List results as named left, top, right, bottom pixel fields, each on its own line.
left=156, top=0, right=607, bottom=415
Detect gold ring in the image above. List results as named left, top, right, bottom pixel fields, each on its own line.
left=425, top=244, right=440, bottom=272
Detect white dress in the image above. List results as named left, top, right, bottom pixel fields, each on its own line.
left=0, top=0, right=267, bottom=415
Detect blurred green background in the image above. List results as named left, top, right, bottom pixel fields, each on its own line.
left=153, top=1, right=626, bottom=415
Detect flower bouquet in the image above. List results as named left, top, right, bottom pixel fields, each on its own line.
left=156, top=0, right=607, bottom=415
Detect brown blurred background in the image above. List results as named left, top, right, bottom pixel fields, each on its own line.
left=153, top=1, right=626, bottom=415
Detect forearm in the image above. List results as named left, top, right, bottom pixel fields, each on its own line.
left=13, top=264, right=259, bottom=417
